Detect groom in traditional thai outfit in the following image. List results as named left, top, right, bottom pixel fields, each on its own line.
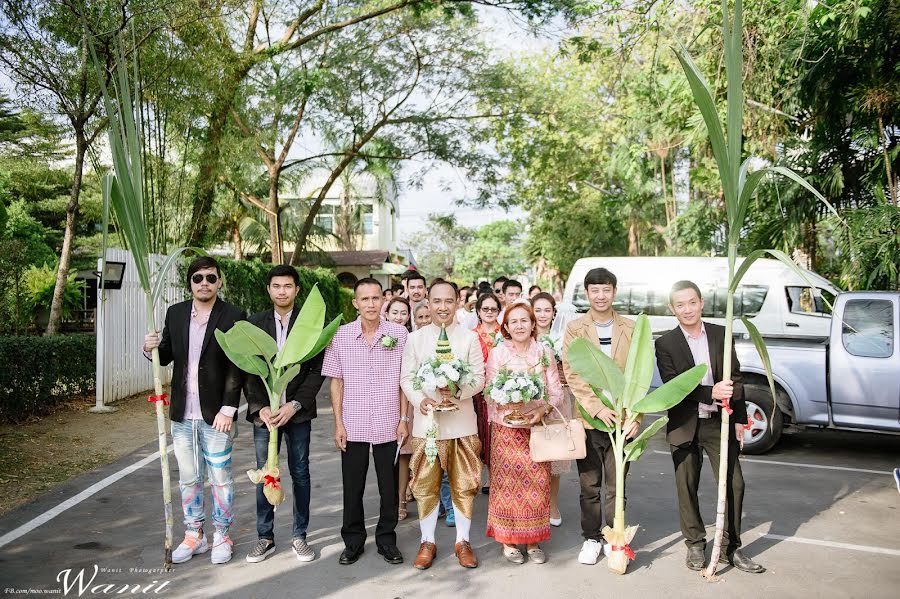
left=400, top=280, right=485, bottom=570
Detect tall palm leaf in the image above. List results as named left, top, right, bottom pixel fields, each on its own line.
left=673, top=0, right=839, bottom=580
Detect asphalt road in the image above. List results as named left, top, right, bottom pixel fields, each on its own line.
left=1, top=390, right=898, bottom=599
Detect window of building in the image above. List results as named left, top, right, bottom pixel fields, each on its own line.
left=360, top=204, right=374, bottom=235
left=315, top=204, right=335, bottom=234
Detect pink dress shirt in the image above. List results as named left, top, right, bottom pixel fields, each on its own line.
left=680, top=323, right=717, bottom=415
left=322, top=318, right=409, bottom=444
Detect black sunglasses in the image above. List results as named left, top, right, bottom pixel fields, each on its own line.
left=191, top=273, right=219, bottom=285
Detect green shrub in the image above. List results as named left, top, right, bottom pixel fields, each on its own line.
left=0, top=333, right=95, bottom=422
left=177, top=258, right=356, bottom=321
left=24, top=263, right=85, bottom=321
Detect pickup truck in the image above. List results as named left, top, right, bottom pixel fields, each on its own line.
left=734, top=291, right=900, bottom=453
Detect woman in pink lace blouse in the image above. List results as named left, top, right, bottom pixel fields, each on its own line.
left=484, top=302, right=564, bottom=565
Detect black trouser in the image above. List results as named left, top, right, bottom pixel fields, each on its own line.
left=671, top=416, right=745, bottom=551
left=576, top=428, right=628, bottom=541
left=340, top=440, right=399, bottom=551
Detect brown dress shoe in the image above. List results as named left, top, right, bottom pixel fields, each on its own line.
left=413, top=542, right=437, bottom=570
left=455, top=541, right=478, bottom=568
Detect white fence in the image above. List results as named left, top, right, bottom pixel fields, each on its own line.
left=95, top=249, right=185, bottom=406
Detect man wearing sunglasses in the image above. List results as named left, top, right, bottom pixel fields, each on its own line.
left=143, top=256, right=246, bottom=565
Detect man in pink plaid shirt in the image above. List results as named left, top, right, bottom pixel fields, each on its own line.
left=322, top=277, right=410, bottom=567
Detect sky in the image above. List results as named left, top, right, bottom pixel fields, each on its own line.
left=394, top=7, right=565, bottom=245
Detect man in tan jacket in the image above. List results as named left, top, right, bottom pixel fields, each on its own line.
left=562, top=267, right=637, bottom=566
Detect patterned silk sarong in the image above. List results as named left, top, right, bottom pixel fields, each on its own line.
left=410, top=434, right=482, bottom=520
left=486, top=423, right=551, bottom=544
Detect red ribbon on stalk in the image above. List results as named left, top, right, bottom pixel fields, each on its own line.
left=263, top=475, right=281, bottom=489
left=148, top=393, right=169, bottom=406
left=611, top=544, right=636, bottom=561
left=719, top=397, right=733, bottom=415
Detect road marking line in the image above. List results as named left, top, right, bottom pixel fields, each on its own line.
left=762, top=534, right=900, bottom=556
left=651, top=450, right=890, bottom=475
left=0, top=403, right=248, bottom=550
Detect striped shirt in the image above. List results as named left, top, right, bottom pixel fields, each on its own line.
left=595, top=320, right=614, bottom=357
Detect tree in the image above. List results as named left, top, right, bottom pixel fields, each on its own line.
left=407, top=213, right=475, bottom=281
left=455, top=220, right=527, bottom=282
left=174, top=0, right=580, bottom=247
left=0, top=0, right=129, bottom=335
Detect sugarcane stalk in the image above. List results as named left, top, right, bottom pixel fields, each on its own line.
left=146, top=303, right=173, bottom=570
left=705, top=246, right=737, bottom=579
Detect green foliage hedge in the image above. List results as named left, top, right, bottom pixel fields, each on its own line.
left=0, top=333, right=95, bottom=422
left=179, top=258, right=356, bottom=322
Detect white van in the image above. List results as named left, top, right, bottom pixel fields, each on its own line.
left=559, top=257, right=840, bottom=340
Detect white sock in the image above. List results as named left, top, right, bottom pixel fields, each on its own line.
left=420, top=506, right=439, bottom=543
left=453, top=503, right=471, bottom=543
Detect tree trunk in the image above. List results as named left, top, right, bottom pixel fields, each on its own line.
left=232, top=225, right=243, bottom=260
left=45, top=134, right=86, bottom=336
left=186, top=70, right=248, bottom=246
left=879, top=116, right=897, bottom=206
left=267, top=168, right=284, bottom=264
left=627, top=219, right=639, bottom=256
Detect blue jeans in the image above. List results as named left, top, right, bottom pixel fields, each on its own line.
left=171, top=418, right=234, bottom=534
left=253, top=420, right=312, bottom=541
left=440, top=472, right=454, bottom=516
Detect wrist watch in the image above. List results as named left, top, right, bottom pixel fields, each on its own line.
left=290, top=400, right=302, bottom=412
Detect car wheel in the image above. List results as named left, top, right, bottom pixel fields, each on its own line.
left=741, top=384, right=784, bottom=454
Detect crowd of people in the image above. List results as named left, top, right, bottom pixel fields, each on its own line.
left=141, top=257, right=764, bottom=575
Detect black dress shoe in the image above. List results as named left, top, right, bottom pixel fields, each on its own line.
left=719, top=549, right=765, bottom=573
left=686, top=545, right=706, bottom=571
left=377, top=544, right=404, bottom=565
left=339, top=546, right=364, bottom=565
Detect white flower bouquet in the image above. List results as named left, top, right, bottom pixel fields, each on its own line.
left=413, top=357, right=475, bottom=397
left=488, top=367, right=546, bottom=426
left=488, top=368, right=545, bottom=405
left=538, top=334, right=562, bottom=361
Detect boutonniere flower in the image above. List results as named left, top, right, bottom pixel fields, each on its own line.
left=492, top=332, right=504, bottom=347
left=381, top=335, right=398, bottom=349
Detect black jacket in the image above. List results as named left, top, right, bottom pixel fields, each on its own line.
left=243, top=309, right=326, bottom=426
left=654, top=322, right=748, bottom=447
left=155, top=299, right=246, bottom=425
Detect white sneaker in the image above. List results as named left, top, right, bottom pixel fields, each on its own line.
left=578, top=539, right=603, bottom=565
left=172, top=530, right=209, bottom=564
left=549, top=516, right=562, bottom=527
left=211, top=531, right=233, bottom=564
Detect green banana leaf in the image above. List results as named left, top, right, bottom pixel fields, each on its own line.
left=273, top=364, right=303, bottom=397
left=622, top=314, right=654, bottom=409
left=220, top=320, right=278, bottom=360
left=275, top=284, right=326, bottom=369
left=215, top=330, right=269, bottom=378
left=298, top=314, right=343, bottom=364
left=590, top=383, right=617, bottom=411
left=624, top=416, right=669, bottom=462
left=577, top=402, right=613, bottom=434
left=631, top=364, right=709, bottom=413
left=568, top=337, right=625, bottom=400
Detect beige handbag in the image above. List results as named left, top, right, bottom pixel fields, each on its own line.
left=530, top=403, right=587, bottom=462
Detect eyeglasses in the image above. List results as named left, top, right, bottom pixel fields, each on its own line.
left=191, top=273, right=219, bottom=285
left=480, top=307, right=499, bottom=313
